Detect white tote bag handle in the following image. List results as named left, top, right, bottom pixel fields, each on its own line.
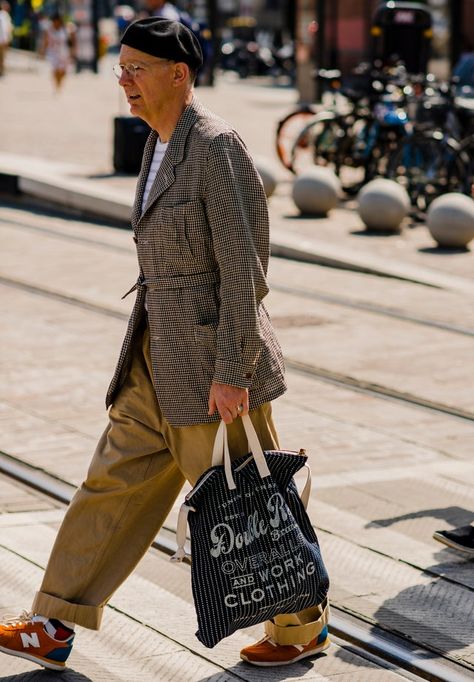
left=300, top=464, right=311, bottom=510
left=211, top=415, right=271, bottom=490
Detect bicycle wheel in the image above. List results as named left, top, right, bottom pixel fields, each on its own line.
left=289, top=113, right=345, bottom=173
left=289, top=112, right=370, bottom=193
left=387, top=133, right=470, bottom=212
left=275, top=107, right=316, bottom=170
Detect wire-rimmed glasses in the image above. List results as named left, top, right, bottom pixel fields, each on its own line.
left=113, top=63, right=143, bottom=79
left=113, top=60, right=172, bottom=79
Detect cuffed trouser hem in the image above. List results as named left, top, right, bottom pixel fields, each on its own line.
left=264, top=599, right=330, bottom=646
left=32, top=591, right=104, bottom=630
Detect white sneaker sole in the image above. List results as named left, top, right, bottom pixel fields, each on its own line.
left=240, top=638, right=331, bottom=667
left=0, top=644, right=66, bottom=671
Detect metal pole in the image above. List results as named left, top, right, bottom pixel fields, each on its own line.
left=91, top=0, right=99, bottom=74
left=449, top=0, right=462, bottom=71
left=314, top=0, right=325, bottom=101
left=207, top=0, right=217, bottom=86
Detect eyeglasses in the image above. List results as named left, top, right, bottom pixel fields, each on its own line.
left=113, top=61, right=170, bottom=79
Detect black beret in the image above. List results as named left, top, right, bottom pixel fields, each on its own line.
left=120, top=17, right=203, bottom=71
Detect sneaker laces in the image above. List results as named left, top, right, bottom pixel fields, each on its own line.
left=2, top=610, right=34, bottom=626
left=261, top=634, right=277, bottom=647
left=261, top=634, right=304, bottom=652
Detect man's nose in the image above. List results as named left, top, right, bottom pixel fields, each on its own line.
left=119, top=69, right=132, bottom=86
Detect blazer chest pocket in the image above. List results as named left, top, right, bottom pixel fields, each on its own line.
left=163, top=199, right=210, bottom=262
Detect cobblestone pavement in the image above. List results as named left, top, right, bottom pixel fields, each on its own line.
left=0, top=50, right=473, bottom=680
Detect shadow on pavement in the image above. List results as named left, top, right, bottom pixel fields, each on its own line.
left=349, top=228, right=401, bottom=237
left=196, top=653, right=330, bottom=681
left=86, top=172, right=135, bottom=180
left=373, top=574, right=474, bottom=655
left=361, top=507, right=474, bottom=658
left=282, top=212, right=329, bottom=220
left=0, top=670, right=92, bottom=682
left=418, top=245, right=470, bottom=254
left=365, top=506, right=474, bottom=529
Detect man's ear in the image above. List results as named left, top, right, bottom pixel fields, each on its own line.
left=172, top=62, right=190, bottom=86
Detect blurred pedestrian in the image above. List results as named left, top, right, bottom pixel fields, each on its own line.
left=433, top=524, right=474, bottom=556
left=0, top=17, right=330, bottom=672
left=0, top=1, right=12, bottom=77
left=139, top=0, right=207, bottom=84
left=40, top=13, right=75, bottom=92
left=141, top=0, right=180, bottom=21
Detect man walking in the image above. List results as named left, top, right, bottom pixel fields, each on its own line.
left=0, top=18, right=329, bottom=671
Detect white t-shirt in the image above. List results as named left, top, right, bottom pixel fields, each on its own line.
left=142, top=137, right=169, bottom=212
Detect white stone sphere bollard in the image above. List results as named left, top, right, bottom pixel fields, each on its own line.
left=292, top=167, right=341, bottom=215
left=358, top=178, right=410, bottom=232
left=427, top=193, right=474, bottom=248
left=254, top=156, right=278, bottom=198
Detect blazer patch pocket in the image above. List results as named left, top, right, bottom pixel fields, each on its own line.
left=194, top=322, right=218, bottom=350
left=194, top=322, right=218, bottom=376
left=173, top=200, right=209, bottom=260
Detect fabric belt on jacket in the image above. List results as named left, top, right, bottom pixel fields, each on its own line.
left=122, top=271, right=220, bottom=299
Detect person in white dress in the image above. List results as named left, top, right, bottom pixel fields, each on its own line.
left=41, top=13, right=75, bottom=91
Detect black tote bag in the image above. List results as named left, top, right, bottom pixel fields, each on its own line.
left=171, top=415, right=329, bottom=648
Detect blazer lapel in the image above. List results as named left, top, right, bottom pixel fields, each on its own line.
left=134, top=96, right=203, bottom=227
left=131, top=129, right=158, bottom=229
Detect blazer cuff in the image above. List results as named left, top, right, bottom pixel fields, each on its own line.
left=213, top=358, right=257, bottom=388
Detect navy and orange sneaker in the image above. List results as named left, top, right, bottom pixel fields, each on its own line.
left=240, top=625, right=330, bottom=666
left=0, top=611, right=74, bottom=670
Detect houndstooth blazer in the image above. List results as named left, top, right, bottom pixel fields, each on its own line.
left=106, top=96, right=286, bottom=426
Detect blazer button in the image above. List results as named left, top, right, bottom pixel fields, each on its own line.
left=245, top=372, right=253, bottom=379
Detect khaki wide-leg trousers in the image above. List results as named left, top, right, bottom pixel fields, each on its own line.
left=32, top=319, right=328, bottom=645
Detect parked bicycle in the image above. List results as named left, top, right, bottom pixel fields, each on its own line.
left=276, top=64, right=474, bottom=209
left=386, top=76, right=473, bottom=211
left=286, top=65, right=411, bottom=194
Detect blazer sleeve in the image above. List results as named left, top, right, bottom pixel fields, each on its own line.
left=204, top=131, right=270, bottom=388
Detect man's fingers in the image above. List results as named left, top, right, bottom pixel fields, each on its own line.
left=220, top=406, right=234, bottom=424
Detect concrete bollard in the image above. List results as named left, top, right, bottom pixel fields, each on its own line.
left=427, top=193, right=474, bottom=248
left=292, top=167, right=341, bottom=216
left=254, top=156, right=278, bottom=198
left=358, top=178, right=410, bottom=232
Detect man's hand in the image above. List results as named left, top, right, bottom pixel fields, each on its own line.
left=208, top=382, right=249, bottom=424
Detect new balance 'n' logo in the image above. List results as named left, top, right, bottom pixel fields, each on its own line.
left=20, top=632, right=40, bottom=648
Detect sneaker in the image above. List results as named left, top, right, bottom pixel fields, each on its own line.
left=433, top=525, right=474, bottom=556
left=0, top=611, right=74, bottom=671
left=240, top=626, right=330, bottom=667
